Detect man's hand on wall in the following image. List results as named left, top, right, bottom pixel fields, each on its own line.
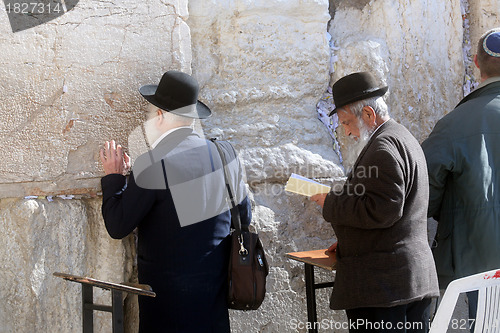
left=99, top=140, right=131, bottom=176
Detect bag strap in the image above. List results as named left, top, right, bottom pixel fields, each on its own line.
left=210, top=138, right=248, bottom=234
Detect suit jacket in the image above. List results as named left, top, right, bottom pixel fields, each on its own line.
left=101, top=129, right=251, bottom=332
left=323, top=119, right=439, bottom=310
left=422, top=80, right=500, bottom=288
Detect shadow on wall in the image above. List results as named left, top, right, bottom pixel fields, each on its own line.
left=328, top=0, right=372, bottom=23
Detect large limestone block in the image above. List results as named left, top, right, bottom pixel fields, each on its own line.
left=467, top=0, right=500, bottom=81
left=188, top=0, right=338, bottom=167
left=241, top=143, right=343, bottom=186
left=0, top=0, right=191, bottom=198
left=329, top=0, right=464, bottom=142
left=468, top=0, right=500, bottom=47
left=0, top=197, right=130, bottom=332
left=188, top=1, right=345, bottom=332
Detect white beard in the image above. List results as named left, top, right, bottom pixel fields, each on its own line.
left=352, top=120, right=373, bottom=157
left=344, top=120, right=374, bottom=175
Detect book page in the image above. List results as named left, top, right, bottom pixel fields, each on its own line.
left=285, top=173, right=331, bottom=197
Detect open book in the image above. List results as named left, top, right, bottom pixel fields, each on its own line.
left=285, top=173, right=331, bottom=197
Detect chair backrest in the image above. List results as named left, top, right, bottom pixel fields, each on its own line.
left=430, top=269, right=500, bottom=333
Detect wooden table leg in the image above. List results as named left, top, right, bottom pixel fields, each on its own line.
left=305, top=263, right=318, bottom=333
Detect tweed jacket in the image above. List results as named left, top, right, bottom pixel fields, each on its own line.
left=422, top=80, right=500, bottom=288
left=323, top=119, right=439, bottom=310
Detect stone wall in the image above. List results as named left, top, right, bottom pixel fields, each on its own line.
left=0, top=0, right=189, bottom=332
left=0, top=0, right=500, bottom=332
left=330, top=1, right=464, bottom=142
left=188, top=0, right=344, bottom=331
left=0, top=0, right=192, bottom=197
left=0, top=198, right=129, bottom=332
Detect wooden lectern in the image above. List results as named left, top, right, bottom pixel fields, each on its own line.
left=54, top=272, right=156, bottom=333
left=286, top=249, right=336, bottom=333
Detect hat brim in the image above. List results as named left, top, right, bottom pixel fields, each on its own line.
left=328, top=86, right=388, bottom=117
left=139, top=84, right=212, bottom=119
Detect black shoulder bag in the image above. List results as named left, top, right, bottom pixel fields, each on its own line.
left=211, top=139, right=269, bottom=310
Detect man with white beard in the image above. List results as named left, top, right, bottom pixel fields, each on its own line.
left=341, top=102, right=377, bottom=173
left=311, top=72, right=439, bottom=332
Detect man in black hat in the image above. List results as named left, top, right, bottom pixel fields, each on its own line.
left=311, top=72, right=439, bottom=332
left=422, top=27, right=500, bottom=324
left=99, top=71, right=251, bottom=332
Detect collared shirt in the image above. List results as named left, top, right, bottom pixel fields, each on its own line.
left=369, top=118, right=390, bottom=140
left=477, top=76, right=500, bottom=89
left=151, top=126, right=193, bottom=149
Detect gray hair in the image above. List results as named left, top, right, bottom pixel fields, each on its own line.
left=347, top=96, right=389, bottom=119
left=162, top=111, right=195, bottom=127
left=146, top=104, right=194, bottom=127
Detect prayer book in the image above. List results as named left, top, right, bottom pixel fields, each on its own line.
left=285, top=173, right=331, bottom=197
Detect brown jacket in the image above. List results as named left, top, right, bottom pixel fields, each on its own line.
left=323, top=119, right=439, bottom=310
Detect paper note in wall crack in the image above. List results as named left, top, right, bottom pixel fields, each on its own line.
left=285, top=173, right=331, bottom=197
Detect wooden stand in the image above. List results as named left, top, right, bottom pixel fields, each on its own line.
left=54, top=272, right=156, bottom=333
left=286, top=249, right=336, bottom=333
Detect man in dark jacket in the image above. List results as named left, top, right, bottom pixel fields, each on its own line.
left=422, top=28, right=500, bottom=322
left=312, top=72, right=439, bottom=332
left=99, top=71, right=251, bottom=332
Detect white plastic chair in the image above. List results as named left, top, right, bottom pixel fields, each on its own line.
left=430, top=269, right=500, bottom=333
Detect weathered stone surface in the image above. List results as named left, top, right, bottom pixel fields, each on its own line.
left=188, top=0, right=335, bottom=150
left=329, top=0, right=464, bottom=143
left=0, top=0, right=191, bottom=198
left=467, top=0, right=500, bottom=81
left=1, top=0, right=500, bottom=331
left=0, top=198, right=130, bottom=333
left=188, top=0, right=344, bottom=331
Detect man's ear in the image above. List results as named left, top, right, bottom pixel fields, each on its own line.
left=362, top=106, right=376, bottom=123
left=474, top=54, right=479, bottom=69
left=155, top=109, right=165, bottom=125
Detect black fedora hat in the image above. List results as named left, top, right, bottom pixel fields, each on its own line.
left=139, top=71, right=211, bottom=119
left=329, top=72, right=388, bottom=116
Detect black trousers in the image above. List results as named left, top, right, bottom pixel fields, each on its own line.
left=466, top=291, right=478, bottom=332
left=346, top=298, right=433, bottom=333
